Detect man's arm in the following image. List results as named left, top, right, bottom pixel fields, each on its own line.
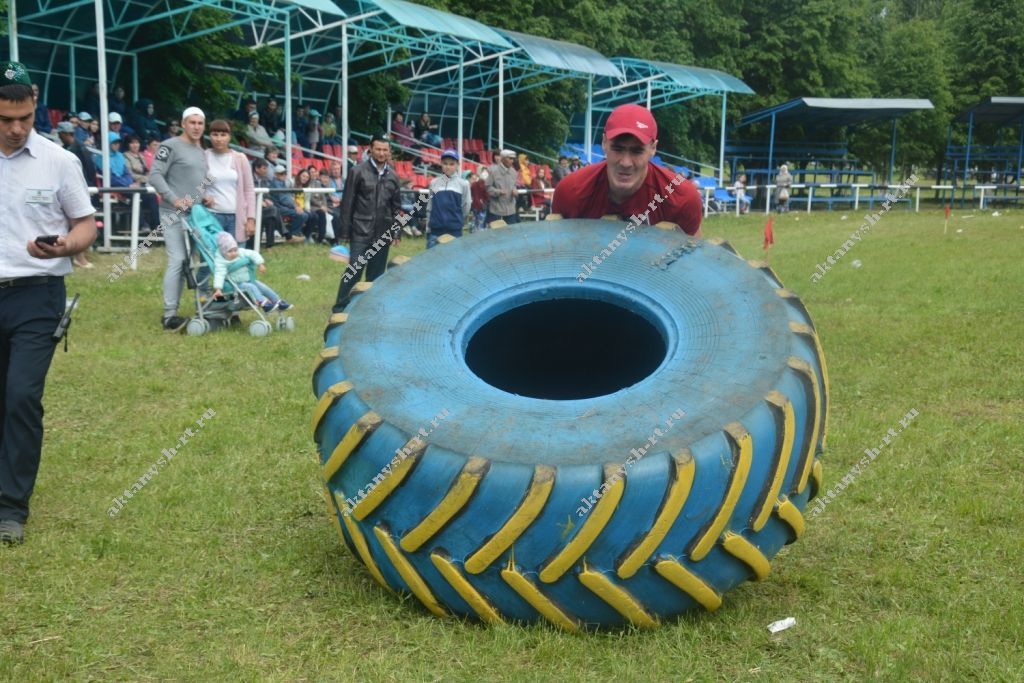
left=550, top=181, right=571, bottom=216
left=671, top=181, right=703, bottom=238
left=148, top=143, right=177, bottom=205
left=27, top=214, right=96, bottom=259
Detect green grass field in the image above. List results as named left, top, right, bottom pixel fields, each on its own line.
left=2, top=207, right=1022, bottom=681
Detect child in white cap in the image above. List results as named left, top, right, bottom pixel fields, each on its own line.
left=212, top=233, right=291, bottom=312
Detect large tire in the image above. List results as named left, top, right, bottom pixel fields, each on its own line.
left=312, top=219, right=828, bottom=629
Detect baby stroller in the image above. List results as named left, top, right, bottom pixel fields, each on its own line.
left=182, top=205, right=295, bottom=337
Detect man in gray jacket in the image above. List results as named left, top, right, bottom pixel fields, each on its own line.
left=332, top=135, right=402, bottom=312
left=485, top=149, right=519, bottom=225
left=148, top=106, right=208, bottom=331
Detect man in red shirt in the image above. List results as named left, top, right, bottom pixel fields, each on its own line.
left=552, top=103, right=702, bottom=237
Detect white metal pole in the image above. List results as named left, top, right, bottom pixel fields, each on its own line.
left=129, top=192, right=140, bottom=269
left=285, top=20, right=293, bottom=179
left=8, top=1, right=18, bottom=62
left=806, top=186, right=813, bottom=213
left=341, top=23, right=349, bottom=182
left=458, top=59, right=464, bottom=164
left=585, top=77, right=593, bottom=164
left=95, top=0, right=112, bottom=250
left=718, top=93, right=727, bottom=186
left=254, top=188, right=264, bottom=255
left=69, top=46, right=76, bottom=111
left=132, top=56, right=139, bottom=104
left=497, top=55, right=504, bottom=150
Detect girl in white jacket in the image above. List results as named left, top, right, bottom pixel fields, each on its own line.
left=212, top=233, right=291, bottom=312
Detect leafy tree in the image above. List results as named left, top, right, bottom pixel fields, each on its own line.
left=846, top=17, right=953, bottom=175
left=944, top=0, right=1024, bottom=110
left=131, top=8, right=284, bottom=120
left=53, top=0, right=1018, bottom=176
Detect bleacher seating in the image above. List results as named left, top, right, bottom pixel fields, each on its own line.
left=393, top=160, right=415, bottom=180
left=713, top=188, right=738, bottom=212
left=420, top=147, right=441, bottom=168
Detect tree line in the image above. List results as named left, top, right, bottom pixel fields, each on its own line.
left=4, top=0, right=1022, bottom=175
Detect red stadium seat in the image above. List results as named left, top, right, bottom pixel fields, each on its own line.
left=421, top=147, right=441, bottom=167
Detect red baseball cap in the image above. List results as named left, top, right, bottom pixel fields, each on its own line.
left=604, top=104, right=657, bottom=145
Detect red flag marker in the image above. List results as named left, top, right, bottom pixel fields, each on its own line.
left=944, top=204, right=951, bottom=234
left=763, top=216, right=774, bottom=251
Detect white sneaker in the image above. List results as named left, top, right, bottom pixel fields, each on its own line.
left=402, top=226, right=413, bottom=236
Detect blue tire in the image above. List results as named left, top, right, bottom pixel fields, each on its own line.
left=312, top=219, right=829, bottom=629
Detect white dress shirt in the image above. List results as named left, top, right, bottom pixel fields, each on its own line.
left=0, top=130, right=94, bottom=278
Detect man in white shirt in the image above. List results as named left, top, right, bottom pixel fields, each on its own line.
left=0, top=62, right=97, bottom=545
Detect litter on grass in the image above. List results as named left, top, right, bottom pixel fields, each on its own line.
left=768, top=617, right=797, bottom=634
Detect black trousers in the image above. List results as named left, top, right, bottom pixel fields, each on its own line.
left=306, top=209, right=327, bottom=243
left=250, top=205, right=281, bottom=250
left=486, top=212, right=519, bottom=226
left=0, top=277, right=65, bottom=523
left=333, top=238, right=391, bottom=312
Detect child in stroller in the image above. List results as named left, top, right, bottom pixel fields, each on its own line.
left=183, top=204, right=295, bottom=336
left=213, top=233, right=291, bottom=312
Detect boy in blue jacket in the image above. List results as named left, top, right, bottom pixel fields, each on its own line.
left=426, top=149, right=471, bottom=248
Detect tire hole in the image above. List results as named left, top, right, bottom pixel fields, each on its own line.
left=465, top=299, right=666, bottom=400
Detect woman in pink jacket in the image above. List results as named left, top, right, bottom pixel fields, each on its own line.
left=203, top=119, right=257, bottom=246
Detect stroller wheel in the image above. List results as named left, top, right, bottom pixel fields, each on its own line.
left=285, top=316, right=296, bottom=332
left=249, top=319, right=272, bottom=337
left=186, top=319, right=209, bottom=336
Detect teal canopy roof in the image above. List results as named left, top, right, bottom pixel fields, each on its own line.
left=954, top=97, right=1024, bottom=126
left=738, top=97, right=934, bottom=129
left=497, top=30, right=623, bottom=79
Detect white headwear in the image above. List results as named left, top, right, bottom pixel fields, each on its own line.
left=181, top=106, right=205, bottom=122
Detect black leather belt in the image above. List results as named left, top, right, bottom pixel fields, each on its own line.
left=0, top=276, right=58, bottom=289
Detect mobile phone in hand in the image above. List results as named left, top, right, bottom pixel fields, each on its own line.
left=35, top=235, right=60, bottom=246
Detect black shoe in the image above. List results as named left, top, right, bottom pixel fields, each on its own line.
left=0, top=519, right=24, bottom=545
left=162, top=315, right=188, bottom=332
